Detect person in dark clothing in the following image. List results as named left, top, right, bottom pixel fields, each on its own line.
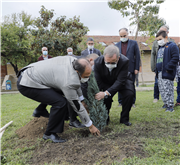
left=94, top=45, right=134, bottom=126
left=115, top=28, right=140, bottom=108
left=155, top=31, right=179, bottom=112
left=81, top=37, right=101, bottom=57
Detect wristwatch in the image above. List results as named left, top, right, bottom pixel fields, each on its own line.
left=104, top=92, right=108, bottom=99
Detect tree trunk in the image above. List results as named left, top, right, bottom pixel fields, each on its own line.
left=134, top=23, right=139, bottom=41
left=10, top=62, right=18, bottom=77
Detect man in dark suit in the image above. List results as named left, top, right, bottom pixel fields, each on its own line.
left=38, top=47, right=53, bottom=61
left=94, top=45, right=134, bottom=126
left=115, top=28, right=140, bottom=107
left=81, top=37, right=101, bottom=57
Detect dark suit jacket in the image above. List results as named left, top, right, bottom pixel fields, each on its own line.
left=94, top=55, right=134, bottom=96
left=38, top=55, right=53, bottom=61
left=115, top=39, right=140, bottom=73
left=81, top=48, right=101, bottom=57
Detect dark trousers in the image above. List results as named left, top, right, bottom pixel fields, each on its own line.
left=176, top=77, right=180, bottom=103
left=118, top=73, right=136, bottom=105
left=154, top=76, right=159, bottom=100
left=67, top=102, right=78, bottom=122
left=105, top=89, right=134, bottom=123
left=17, top=75, right=68, bottom=134
left=36, top=102, right=77, bottom=122
left=135, top=73, right=139, bottom=87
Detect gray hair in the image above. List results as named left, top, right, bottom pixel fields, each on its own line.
left=67, top=47, right=73, bottom=51
left=86, top=53, right=99, bottom=60
left=42, top=47, right=48, bottom=51
left=119, top=28, right=128, bottom=32
left=160, top=25, right=169, bottom=32
left=103, top=45, right=119, bottom=58
left=87, top=37, right=94, bottom=42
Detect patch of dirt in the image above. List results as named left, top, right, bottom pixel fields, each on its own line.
left=16, top=117, right=147, bottom=165
left=16, top=117, right=48, bottom=140
left=15, top=117, right=180, bottom=165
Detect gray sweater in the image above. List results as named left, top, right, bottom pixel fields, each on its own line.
left=19, top=56, right=91, bottom=126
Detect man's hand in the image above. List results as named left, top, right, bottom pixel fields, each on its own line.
left=81, top=101, right=89, bottom=113
left=89, top=124, right=100, bottom=136
left=134, top=70, right=139, bottom=75
left=95, top=92, right=105, bottom=101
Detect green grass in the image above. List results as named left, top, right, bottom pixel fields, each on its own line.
left=1, top=91, right=180, bottom=165
left=138, top=81, right=177, bottom=87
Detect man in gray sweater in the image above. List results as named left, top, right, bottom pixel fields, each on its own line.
left=17, top=56, right=100, bottom=143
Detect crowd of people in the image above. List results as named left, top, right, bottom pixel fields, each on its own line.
left=17, top=25, right=180, bottom=143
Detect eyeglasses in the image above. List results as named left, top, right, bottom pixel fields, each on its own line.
left=88, top=43, right=94, bottom=45
left=105, top=62, right=117, bottom=64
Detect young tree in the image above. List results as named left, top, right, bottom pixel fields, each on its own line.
left=1, top=11, right=34, bottom=75
left=31, top=5, right=89, bottom=57
left=84, top=72, right=108, bottom=131
left=108, top=0, right=165, bottom=40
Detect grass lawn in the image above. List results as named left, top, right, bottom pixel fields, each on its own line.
left=1, top=91, right=180, bottom=165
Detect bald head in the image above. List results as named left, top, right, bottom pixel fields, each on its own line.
left=74, top=58, right=92, bottom=78
left=119, top=28, right=128, bottom=38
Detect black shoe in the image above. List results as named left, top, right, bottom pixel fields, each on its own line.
left=120, top=121, right=132, bottom=126
left=43, top=134, right=66, bottom=143
left=32, top=109, right=50, bottom=118
left=69, top=119, right=86, bottom=128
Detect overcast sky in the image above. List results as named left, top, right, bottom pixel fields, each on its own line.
left=1, top=0, right=180, bottom=37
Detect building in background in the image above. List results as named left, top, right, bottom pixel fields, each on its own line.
left=1, top=35, right=180, bottom=90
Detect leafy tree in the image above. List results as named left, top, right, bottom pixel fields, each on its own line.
left=84, top=72, right=108, bottom=131
left=1, top=11, right=34, bottom=75
left=31, top=5, right=89, bottom=58
left=108, top=0, right=165, bottom=40
left=138, top=12, right=166, bottom=36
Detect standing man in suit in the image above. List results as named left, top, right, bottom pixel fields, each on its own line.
left=81, top=37, right=101, bottom=57
left=38, top=47, right=53, bottom=61
left=17, top=56, right=100, bottom=143
left=94, top=45, right=134, bottom=126
left=151, top=25, right=174, bottom=103
left=115, top=28, right=140, bottom=107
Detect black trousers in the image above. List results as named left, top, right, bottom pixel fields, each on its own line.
left=17, top=75, right=68, bottom=134
left=36, top=102, right=77, bottom=122
left=104, top=89, right=134, bottom=123
left=118, top=73, right=136, bottom=104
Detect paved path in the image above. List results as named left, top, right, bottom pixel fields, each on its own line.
left=1, top=91, right=19, bottom=94
left=1, top=86, right=177, bottom=94
left=1, top=87, right=154, bottom=94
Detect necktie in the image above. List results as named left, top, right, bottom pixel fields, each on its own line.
left=90, top=50, right=92, bottom=54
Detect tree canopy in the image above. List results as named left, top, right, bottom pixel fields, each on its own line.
left=108, top=0, right=165, bottom=39
left=1, top=11, right=34, bottom=75
left=31, top=5, right=89, bottom=57
left=1, top=6, right=89, bottom=75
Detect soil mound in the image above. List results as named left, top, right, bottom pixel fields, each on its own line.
left=16, top=117, right=69, bottom=140
left=16, top=117, right=49, bottom=140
